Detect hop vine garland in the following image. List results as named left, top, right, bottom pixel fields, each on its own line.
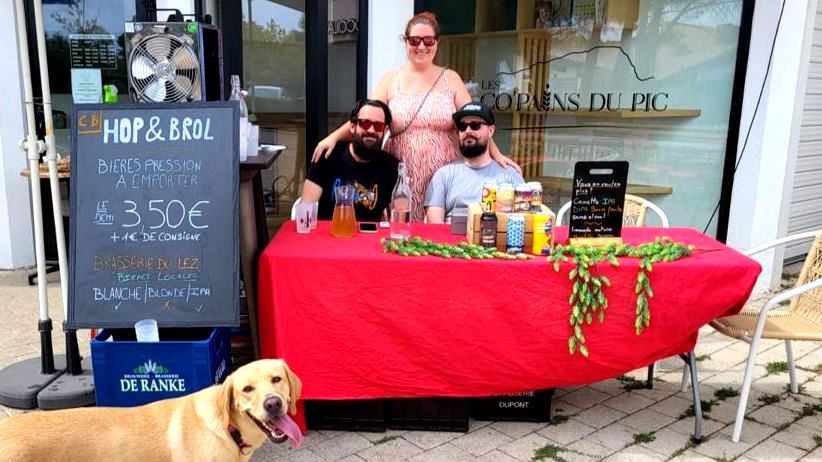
left=381, top=236, right=534, bottom=261
left=548, top=237, right=694, bottom=357
left=381, top=236, right=693, bottom=357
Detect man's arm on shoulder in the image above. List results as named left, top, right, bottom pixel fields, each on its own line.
left=424, top=167, right=449, bottom=224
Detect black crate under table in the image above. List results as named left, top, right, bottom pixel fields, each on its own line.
left=471, top=389, right=554, bottom=422
left=389, top=397, right=469, bottom=432
left=305, top=399, right=387, bottom=432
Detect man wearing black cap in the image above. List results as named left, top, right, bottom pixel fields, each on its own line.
left=424, top=102, right=524, bottom=224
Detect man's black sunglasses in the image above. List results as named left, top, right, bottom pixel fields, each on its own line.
left=456, top=121, right=487, bottom=132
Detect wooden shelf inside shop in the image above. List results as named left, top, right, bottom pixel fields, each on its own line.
left=544, top=109, right=700, bottom=119
left=442, top=24, right=633, bottom=41
left=534, top=175, right=673, bottom=196
left=498, top=109, right=701, bottom=119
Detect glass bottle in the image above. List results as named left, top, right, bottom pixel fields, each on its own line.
left=229, top=75, right=249, bottom=161
left=229, top=75, right=249, bottom=118
left=389, top=162, right=412, bottom=239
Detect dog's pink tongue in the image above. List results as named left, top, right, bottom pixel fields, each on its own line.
left=272, top=415, right=303, bottom=448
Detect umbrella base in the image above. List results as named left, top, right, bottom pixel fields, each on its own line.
left=37, top=356, right=95, bottom=410
left=0, top=355, right=65, bottom=409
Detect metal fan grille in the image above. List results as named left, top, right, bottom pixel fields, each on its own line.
left=129, top=33, right=200, bottom=102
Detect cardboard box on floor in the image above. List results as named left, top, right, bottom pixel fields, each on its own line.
left=466, top=203, right=555, bottom=253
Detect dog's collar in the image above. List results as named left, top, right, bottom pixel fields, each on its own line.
left=228, top=424, right=253, bottom=455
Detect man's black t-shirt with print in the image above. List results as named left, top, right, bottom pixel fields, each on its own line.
left=306, top=143, right=399, bottom=222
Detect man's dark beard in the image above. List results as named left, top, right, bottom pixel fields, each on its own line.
left=352, top=135, right=382, bottom=161
left=460, top=140, right=487, bottom=158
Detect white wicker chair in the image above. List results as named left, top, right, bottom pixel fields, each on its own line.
left=709, top=230, right=822, bottom=442
left=289, top=197, right=302, bottom=220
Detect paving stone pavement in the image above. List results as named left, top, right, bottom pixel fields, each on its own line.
left=0, top=269, right=820, bottom=461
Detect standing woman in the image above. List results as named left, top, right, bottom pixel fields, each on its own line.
left=313, top=12, right=518, bottom=221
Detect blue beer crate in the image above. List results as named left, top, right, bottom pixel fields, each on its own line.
left=91, top=327, right=230, bottom=407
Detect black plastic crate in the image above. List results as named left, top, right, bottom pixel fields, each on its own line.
left=389, top=398, right=469, bottom=432
left=305, top=399, right=387, bottom=432
left=471, top=389, right=554, bottom=422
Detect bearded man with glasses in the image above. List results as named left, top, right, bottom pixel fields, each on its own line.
left=424, top=102, right=525, bottom=224
left=301, top=99, right=399, bottom=221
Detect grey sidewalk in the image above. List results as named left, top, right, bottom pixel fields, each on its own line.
left=1, top=269, right=820, bottom=461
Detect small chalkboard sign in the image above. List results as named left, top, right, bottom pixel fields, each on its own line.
left=568, top=161, right=629, bottom=238
left=67, top=102, right=239, bottom=329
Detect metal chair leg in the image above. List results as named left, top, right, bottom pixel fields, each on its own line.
left=680, top=351, right=702, bottom=443
left=646, top=363, right=655, bottom=389
left=732, top=334, right=763, bottom=443
left=785, top=340, right=798, bottom=393
left=680, top=365, right=690, bottom=392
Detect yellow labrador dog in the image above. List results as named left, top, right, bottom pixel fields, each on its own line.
left=0, top=358, right=302, bottom=462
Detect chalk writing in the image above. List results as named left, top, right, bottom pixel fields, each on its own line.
left=569, top=161, right=629, bottom=238
left=113, top=199, right=209, bottom=230
left=69, top=103, right=239, bottom=328
left=93, top=200, right=114, bottom=225
left=102, top=116, right=214, bottom=144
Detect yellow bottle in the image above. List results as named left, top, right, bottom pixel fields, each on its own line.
left=531, top=213, right=554, bottom=255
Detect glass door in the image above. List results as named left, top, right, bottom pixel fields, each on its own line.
left=24, top=0, right=137, bottom=265
left=327, top=0, right=360, bottom=131
left=242, top=0, right=307, bottom=229
left=34, top=0, right=136, bottom=154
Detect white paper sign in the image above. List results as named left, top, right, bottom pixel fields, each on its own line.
left=71, top=68, right=103, bottom=104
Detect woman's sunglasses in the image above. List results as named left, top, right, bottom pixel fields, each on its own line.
left=405, top=35, right=438, bottom=47
left=354, top=119, right=387, bottom=132
left=457, top=121, right=487, bottom=132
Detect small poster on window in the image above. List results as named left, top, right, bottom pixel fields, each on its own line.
left=71, top=68, right=102, bottom=104
left=572, top=0, right=598, bottom=26
left=547, top=0, right=573, bottom=27
left=535, top=1, right=553, bottom=29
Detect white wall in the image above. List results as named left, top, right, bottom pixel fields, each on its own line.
left=0, top=0, right=34, bottom=269
left=727, top=0, right=813, bottom=290
left=367, top=0, right=413, bottom=94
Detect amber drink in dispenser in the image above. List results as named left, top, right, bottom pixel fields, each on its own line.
left=331, top=184, right=356, bottom=238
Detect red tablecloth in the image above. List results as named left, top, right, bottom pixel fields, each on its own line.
left=259, top=223, right=760, bottom=401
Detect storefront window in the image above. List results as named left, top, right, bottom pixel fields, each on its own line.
left=424, top=0, right=745, bottom=234
left=42, top=0, right=135, bottom=154
left=242, top=1, right=306, bottom=224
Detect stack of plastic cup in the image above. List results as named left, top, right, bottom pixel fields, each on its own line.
left=134, top=319, right=159, bottom=342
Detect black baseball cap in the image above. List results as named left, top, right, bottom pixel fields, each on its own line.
left=452, top=102, right=495, bottom=126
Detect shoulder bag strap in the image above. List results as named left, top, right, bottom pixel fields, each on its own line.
left=391, top=67, right=448, bottom=138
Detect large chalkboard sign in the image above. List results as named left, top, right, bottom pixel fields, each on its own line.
left=68, top=102, right=239, bottom=328
left=569, top=161, right=629, bottom=238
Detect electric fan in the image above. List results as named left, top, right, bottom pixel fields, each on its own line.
left=125, top=22, right=223, bottom=103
